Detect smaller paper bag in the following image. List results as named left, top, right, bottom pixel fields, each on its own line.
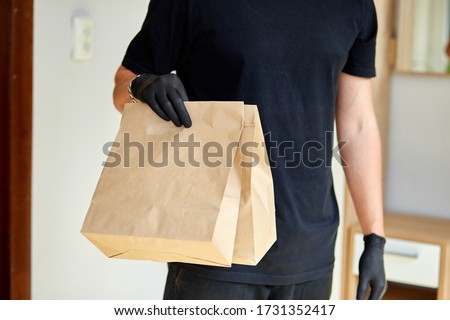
left=232, top=105, right=276, bottom=265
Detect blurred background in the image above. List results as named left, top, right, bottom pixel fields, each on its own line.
left=1, top=0, right=449, bottom=300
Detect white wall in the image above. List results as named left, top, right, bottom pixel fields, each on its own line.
left=385, top=74, right=450, bottom=220
left=32, top=0, right=346, bottom=299
left=32, top=0, right=168, bottom=299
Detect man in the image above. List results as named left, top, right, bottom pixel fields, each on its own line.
left=113, top=0, right=386, bottom=300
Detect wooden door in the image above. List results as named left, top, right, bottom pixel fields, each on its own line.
left=0, top=0, right=33, bottom=300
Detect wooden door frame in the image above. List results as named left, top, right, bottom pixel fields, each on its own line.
left=0, top=0, right=33, bottom=300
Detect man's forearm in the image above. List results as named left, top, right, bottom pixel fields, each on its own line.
left=339, top=118, right=385, bottom=236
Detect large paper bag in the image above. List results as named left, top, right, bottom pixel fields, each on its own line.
left=232, top=105, right=276, bottom=265
left=81, top=101, right=277, bottom=267
left=81, top=101, right=245, bottom=267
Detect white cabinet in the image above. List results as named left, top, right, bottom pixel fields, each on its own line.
left=352, top=233, right=441, bottom=288
left=343, top=212, right=450, bottom=300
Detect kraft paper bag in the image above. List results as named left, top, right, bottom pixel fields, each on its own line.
left=81, top=101, right=276, bottom=267
left=232, top=105, right=276, bottom=265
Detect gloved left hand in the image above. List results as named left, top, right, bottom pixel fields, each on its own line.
left=356, top=233, right=387, bottom=300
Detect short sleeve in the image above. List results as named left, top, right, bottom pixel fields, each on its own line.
left=122, top=0, right=189, bottom=75
left=342, top=0, right=378, bottom=78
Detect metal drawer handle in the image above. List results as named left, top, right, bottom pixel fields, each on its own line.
left=385, top=249, right=419, bottom=259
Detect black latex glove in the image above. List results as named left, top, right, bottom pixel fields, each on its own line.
left=356, top=233, right=387, bottom=300
left=131, top=73, right=191, bottom=128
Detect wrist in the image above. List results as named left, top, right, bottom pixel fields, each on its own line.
left=130, top=73, right=159, bottom=101
left=363, top=233, right=386, bottom=250
left=361, top=218, right=385, bottom=238
left=127, top=74, right=142, bottom=103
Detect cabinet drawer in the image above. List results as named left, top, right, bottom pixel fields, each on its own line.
left=352, top=233, right=441, bottom=288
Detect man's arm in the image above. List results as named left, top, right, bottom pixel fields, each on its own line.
left=113, top=65, right=137, bottom=113
left=336, top=72, right=384, bottom=236
left=335, top=72, right=386, bottom=300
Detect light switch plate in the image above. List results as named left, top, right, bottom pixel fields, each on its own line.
left=72, top=16, right=94, bottom=61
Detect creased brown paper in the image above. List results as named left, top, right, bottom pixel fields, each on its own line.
left=81, top=101, right=276, bottom=267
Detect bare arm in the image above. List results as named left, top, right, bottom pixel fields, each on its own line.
left=335, top=72, right=384, bottom=237
left=113, top=65, right=137, bottom=113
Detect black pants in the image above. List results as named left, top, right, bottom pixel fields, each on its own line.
left=163, top=264, right=333, bottom=300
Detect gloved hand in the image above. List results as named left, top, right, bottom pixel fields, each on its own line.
left=130, top=73, right=191, bottom=128
left=356, top=233, right=387, bottom=300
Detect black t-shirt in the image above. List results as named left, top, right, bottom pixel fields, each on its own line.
left=122, top=0, right=377, bottom=285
